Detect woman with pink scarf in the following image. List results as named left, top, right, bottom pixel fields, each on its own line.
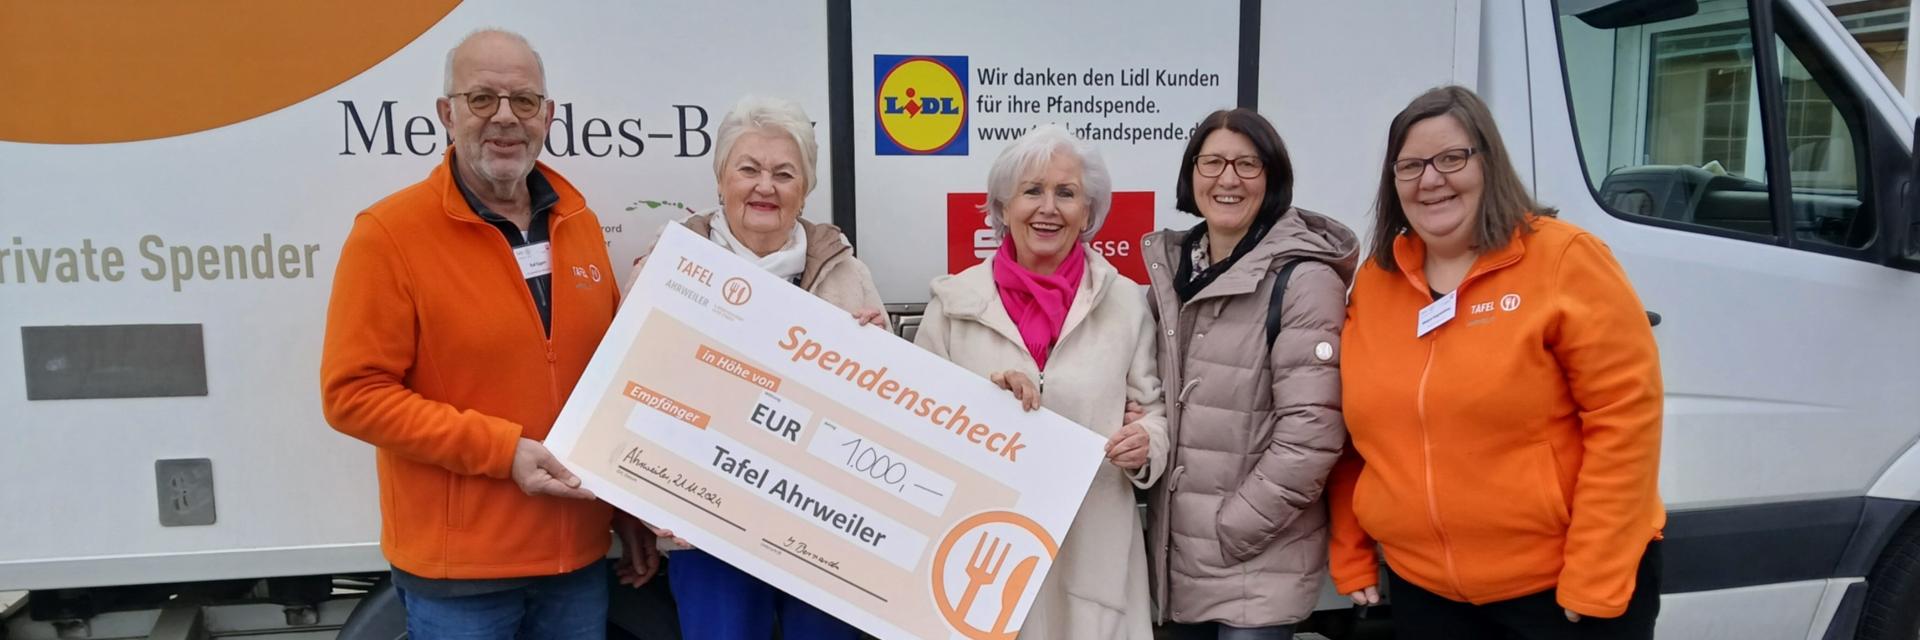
left=914, top=124, right=1169, bottom=639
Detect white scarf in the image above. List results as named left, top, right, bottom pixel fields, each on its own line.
left=706, top=209, right=808, bottom=283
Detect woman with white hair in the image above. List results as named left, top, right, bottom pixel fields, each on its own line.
left=914, top=124, right=1169, bottom=639
left=619, top=96, right=880, bottom=640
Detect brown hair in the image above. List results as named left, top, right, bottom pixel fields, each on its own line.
left=1369, top=85, right=1555, bottom=272
left=1176, top=108, right=1293, bottom=224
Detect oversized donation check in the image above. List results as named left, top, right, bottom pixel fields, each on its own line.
left=547, top=223, right=1106, bottom=640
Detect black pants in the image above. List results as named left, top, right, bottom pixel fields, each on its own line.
left=1388, top=541, right=1661, bottom=640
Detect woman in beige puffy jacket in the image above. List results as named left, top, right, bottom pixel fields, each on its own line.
left=1141, top=109, right=1357, bottom=639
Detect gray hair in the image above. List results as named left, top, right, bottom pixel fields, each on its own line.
left=983, top=124, right=1112, bottom=242
left=712, top=96, right=820, bottom=194
left=443, top=28, right=547, bottom=95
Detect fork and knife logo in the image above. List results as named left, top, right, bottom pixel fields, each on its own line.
left=956, top=532, right=1039, bottom=635
left=931, top=511, right=1058, bottom=639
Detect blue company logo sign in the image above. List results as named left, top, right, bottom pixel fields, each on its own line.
left=874, top=54, right=969, bottom=156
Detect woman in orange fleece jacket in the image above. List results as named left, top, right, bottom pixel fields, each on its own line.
left=1328, top=86, right=1664, bottom=638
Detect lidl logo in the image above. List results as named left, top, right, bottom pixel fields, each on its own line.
left=875, top=55, right=968, bottom=156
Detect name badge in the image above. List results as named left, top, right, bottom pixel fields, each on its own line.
left=513, top=242, right=553, bottom=279
left=1417, top=289, right=1457, bottom=337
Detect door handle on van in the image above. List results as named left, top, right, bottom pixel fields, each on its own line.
left=1647, top=311, right=1662, bottom=327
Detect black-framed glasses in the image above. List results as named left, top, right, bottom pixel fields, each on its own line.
left=449, top=91, right=546, bottom=119
left=1393, top=147, right=1477, bottom=181
left=1194, top=154, right=1265, bottom=179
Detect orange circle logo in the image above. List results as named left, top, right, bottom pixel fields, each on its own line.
left=722, top=277, right=753, bottom=305
left=0, top=1, right=459, bottom=144
left=929, top=511, right=1058, bottom=639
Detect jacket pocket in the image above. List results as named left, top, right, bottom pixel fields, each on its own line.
left=1445, top=443, right=1569, bottom=545
left=1534, top=443, right=1571, bottom=528
left=447, top=474, right=469, bottom=531
left=1350, top=469, right=1392, bottom=542
left=1349, top=464, right=1433, bottom=552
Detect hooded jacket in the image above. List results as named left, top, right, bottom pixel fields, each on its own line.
left=1141, top=207, right=1358, bottom=626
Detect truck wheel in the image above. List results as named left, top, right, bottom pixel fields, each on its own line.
left=1858, top=518, right=1920, bottom=639
left=337, top=580, right=408, bottom=640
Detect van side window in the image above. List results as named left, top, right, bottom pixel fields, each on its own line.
left=1776, top=31, right=1873, bottom=248
left=1557, top=0, right=1875, bottom=250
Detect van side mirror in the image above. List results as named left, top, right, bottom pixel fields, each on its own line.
left=1564, top=0, right=1698, bottom=28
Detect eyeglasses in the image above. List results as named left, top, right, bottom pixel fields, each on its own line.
left=1194, top=154, right=1265, bottom=179
left=1393, top=147, right=1477, bottom=181
left=449, top=91, right=547, bottom=119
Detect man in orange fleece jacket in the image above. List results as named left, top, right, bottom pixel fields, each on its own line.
left=320, top=29, right=649, bottom=640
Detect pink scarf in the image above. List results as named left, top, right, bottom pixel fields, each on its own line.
left=991, top=242, right=1086, bottom=371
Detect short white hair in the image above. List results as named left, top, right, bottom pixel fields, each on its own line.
left=443, top=28, right=547, bottom=95
left=983, top=125, right=1112, bottom=242
left=712, top=96, right=820, bottom=194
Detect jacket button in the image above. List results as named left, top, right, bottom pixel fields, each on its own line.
left=546, top=351, right=558, bottom=363
left=1165, top=329, right=1174, bottom=336
left=1196, top=333, right=1204, bottom=340
left=1151, top=263, right=1161, bottom=270
left=1143, top=239, right=1152, bottom=246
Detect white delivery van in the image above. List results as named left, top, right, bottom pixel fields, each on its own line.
left=1487, top=1, right=1920, bottom=638
left=4, top=1, right=1919, bottom=639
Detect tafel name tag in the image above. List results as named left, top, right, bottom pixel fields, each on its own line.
left=514, top=242, right=552, bottom=279
left=1417, top=289, right=1457, bottom=337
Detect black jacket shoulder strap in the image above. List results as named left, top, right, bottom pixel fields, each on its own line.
left=1265, top=260, right=1302, bottom=350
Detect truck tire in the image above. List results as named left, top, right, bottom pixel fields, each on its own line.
left=1858, top=518, right=1920, bottom=639
left=337, top=580, right=408, bottom=640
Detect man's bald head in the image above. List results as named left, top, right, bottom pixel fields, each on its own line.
left=443, top=29, right=546, bottom=96
left=436, top=28, right=553, bottom=195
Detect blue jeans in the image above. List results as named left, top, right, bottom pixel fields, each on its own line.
left=668, top=549, right=860, bottom=640
left=396, top=561, right=609, bottom=640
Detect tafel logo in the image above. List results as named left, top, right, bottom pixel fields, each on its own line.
left=930, top=511, right=1057, bottom=639
left=946, top=192, right=1153, bottom=284
left=722, top=277, right=753, bottom=306
left=875, top=54, right=969, bottom=156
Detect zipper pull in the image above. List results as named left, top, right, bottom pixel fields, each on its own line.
left=1037, top=371, right=1045, bottom=393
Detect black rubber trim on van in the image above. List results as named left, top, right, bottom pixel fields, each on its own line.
left=1838, top=497, right=1920, bottom=577
left=827, top=0, right=856, bottom=245
left=1821, top=581, right=1868, bottom=640
left=1663, top=496, right=1918, bottom=593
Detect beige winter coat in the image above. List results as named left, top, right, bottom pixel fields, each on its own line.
left=1141, top=208, right=1358, bottom=627
left=632, top=211, right=885, bottom=320
left=915, top=247, right=1169, bottom=640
